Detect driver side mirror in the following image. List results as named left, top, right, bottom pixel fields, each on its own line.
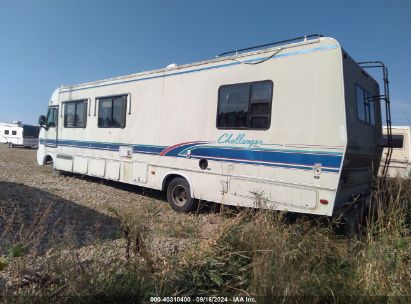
left=38, top=115, right=47, bottom=129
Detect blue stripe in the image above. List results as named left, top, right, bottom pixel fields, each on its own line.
left=39, top=139, right=342, bottom=173
left=41, top=139, right=166, bottom=154
left=182, top=146, right=341, bottom=169
left=133, top=145, right=165, bottom=154
left=180, top=144, right=343, bottom=155
left=44, top=139, right=57, bottom=147
left=60, top=45, right=338, bottom=93
left=190, top=155, right=338, bottom=173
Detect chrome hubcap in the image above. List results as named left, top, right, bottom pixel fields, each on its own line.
left=172, top=185, right=187, bottom=207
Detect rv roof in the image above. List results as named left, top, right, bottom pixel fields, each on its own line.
left=60, top=36, right=333, bottom=92
left=0, top=122, right=21, bottom=127
left=384, top=126, right=411, bottom=130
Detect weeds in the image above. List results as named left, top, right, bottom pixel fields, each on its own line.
left=157, top=178, right=411, bottom=301
left=159, top=210, right=353, bottom=301
left=161, top=213, right=201, bottom=239
left=354, top=178, right=411, bottom=298
left=1, top=178, right=410, bottom=302
left=1, top=243, right=153, bottom=303
left=107, top=202, right=162, bottom=276
left=0, top=256, right=7, bottom=271
left=158, top=213, right=252, bottom=296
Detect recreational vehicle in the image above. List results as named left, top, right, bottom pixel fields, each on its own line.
left=380, top=126, right=411, bottom=178
left=0, top=122, right=39, bottom=148
left=37, top=35, right=392, bottom=218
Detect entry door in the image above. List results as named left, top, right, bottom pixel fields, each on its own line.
left=45, top=106, right=59, bottom=147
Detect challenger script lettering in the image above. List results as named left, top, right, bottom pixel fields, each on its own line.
left=217, top=133, right=263, bottom=148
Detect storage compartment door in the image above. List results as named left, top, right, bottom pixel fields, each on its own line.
left=132, top=162, right=148, bottom=183
left=88, top=159, right=105, bottom=177
left=55, top=154, right=73, bottom=172
left=229, top=178, right=317, bottom=209
left=106, top=161, right=120, bottom=181
left=73, top=157, right=88, bottom=174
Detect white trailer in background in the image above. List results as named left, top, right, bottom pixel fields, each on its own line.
left=0, top=122, right=39, bottom=148
left=37, top=35, right=391, bottom=220
left=380, top=126, right=411, bottom=178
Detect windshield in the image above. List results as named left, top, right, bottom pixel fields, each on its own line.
left=23, top=125, right=40, bottom=138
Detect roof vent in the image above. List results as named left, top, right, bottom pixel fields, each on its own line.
left=166, top=63, right=177, bottom=69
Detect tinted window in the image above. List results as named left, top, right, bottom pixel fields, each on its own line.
left=64, top=100, right=87, bottom=128
left=98, top=95, right=127, bottom=128
left=392, top=135, right=404, bottom=148
left=12, top=130, right=17, bottom=135
left=250, top=81, right=272, bottom=128
left=23, top=125, right=40, bottom=138
left=65, top=103, right=76, bottom=127
left=384, top=134, right=404, bottom=148
left=76, top=101, right=86, bottom=127
left=356, top=85, right=375, bottom=125
left=217, top=80, right=273, bottom=130
left=218, top=84, right=249, bottom=128
left=47, top=107, right=58, bottom=128
left=369, top=94, right=375, bottom=125
left=356, top=86, right=366, bottom=121
left=5, top=130, right=9, bottom=135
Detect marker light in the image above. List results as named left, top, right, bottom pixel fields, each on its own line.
left=320, top=199, right=329, bottom=205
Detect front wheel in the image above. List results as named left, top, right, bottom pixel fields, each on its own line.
left=51, top=162, right=62, bottom=176
left=166, top=177, right=196, bottom=213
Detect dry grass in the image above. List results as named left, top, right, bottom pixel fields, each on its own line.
left=1, top=177, right=410, bottom=302
left=354, top=178, right=411, bottom=297
left=157, top=178, right=411, bottom=302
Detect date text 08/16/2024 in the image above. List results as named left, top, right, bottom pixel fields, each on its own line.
left=149, top=296, right=257, bottom=303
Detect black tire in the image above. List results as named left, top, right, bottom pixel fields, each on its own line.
left=166, top=177, right=196, bottom=213
left=8, top=143, right=13, bottom=148
left=51, top=163, right=62, bottom=176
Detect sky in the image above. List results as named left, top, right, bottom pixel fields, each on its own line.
left=0, top=0, right=410, bottom=126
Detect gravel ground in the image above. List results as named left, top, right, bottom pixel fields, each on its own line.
left=0, top=144, right=224, bottom=289
left=0, top=144, right=156, bottom=255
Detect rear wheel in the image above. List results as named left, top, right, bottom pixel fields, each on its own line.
left=166, top=177, right=196, bottom=213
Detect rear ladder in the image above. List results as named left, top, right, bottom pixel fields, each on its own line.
left=358, top=61, right=392, bottom=180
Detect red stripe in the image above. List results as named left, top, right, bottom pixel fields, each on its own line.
left=159, top=141, right=203, bottom=156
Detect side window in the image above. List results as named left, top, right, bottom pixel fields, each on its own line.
left=392, top=135, right=404, bottom=148
left=356, top=85, right=375, bottom=125
left=217, top=80, right=273, bottom=130
left=12, top=130, right=17, bottom=135
left=98, top=95, right=127, bottom=128
left=46, top=107, right=58, bottom=128
left=64, top=100, right=87, bottom=128
left=249, top=81, right=273, bottom=128
left=384, top=134, right=404, bottom=149
left=5, top=130, right=9, bottom=135
left=218, top=84, right=249, bottom=128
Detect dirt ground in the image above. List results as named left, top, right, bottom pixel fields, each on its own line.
left=0, top=143, right=222, bottom=267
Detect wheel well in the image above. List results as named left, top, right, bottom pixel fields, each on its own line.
left=162, top=173, right=195, bottom=197
left=44, top=155, right=53, bottom=164
left=162, top=174, right=181, bottom=191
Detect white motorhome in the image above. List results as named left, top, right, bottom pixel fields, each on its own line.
left=0, top=122, right=39, bottom=148
left=380, top=126, right=411, bottom=178
left=37, top=35, right=391, bottom=218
